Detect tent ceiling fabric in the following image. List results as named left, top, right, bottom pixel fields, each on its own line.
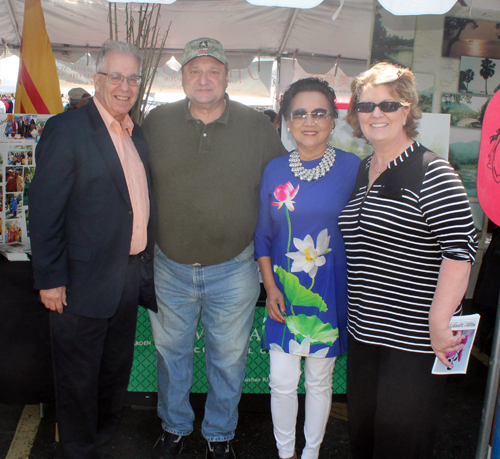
left=1, top=0, right=500, bottom=68
left=108, top=0, right=326, bottom=7
left=1, top=0, right=373, bottom=65
left=377, top=0, right=457, bottom=16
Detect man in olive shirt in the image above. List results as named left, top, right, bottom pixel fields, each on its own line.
left=142, top=37, right=286, bottom=459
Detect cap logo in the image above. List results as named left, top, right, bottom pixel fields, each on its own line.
left=198, top=40, right=209, bottom=56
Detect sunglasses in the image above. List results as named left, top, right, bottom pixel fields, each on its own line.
left=355, top=101, right=404, bottom=113
left=290, top=109, right=331, bottom=123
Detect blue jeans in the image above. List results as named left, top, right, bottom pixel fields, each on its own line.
left=149, top=242, right=260, bottom=441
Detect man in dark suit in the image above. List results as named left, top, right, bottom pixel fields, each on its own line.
left=30, top=41, right=156, bottom=459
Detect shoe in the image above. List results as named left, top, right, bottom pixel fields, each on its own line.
left=152, top=431, right=185, bottom=459
left=205, top=440, right=235, bottom=459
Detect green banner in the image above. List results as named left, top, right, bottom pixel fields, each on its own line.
left=128, top=307, right=346, bottom=394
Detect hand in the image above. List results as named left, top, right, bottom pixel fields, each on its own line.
left=40, top=286, right=67, bottom=314
left=430, top=324, right=465, bottom=369
left=265, top=284, right=287, bottom=324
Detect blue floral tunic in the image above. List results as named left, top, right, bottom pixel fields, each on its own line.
left=254, top=147, right=360, bottom=358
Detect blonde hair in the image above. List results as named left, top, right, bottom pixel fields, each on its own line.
left=345, top=62, right=422, bottom=139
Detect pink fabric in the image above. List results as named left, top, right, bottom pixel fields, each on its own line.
left=95, top=98, right=149, bottom=255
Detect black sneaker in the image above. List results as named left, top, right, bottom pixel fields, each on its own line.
left=152, top=431, right=185, bottom=459
left=205, top=441, right=235, bottom=459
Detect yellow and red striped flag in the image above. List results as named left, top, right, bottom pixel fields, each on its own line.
left=15, top=0, right=63, bottom=114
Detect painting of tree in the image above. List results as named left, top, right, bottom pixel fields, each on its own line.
left=414, top=73, right=434, bottom=114
left=480, top=58, right=496, bottom=95
left=442, top=17, right=500, bottom=59
left=460, top=56, right=500, bottom=95
left=443, top=18, right=478, bottom=57
left=441, top=93, right=490, bottom=129
left=370, top=3, right=415, bottom=67
left=459, top=69, right=475, bottom=92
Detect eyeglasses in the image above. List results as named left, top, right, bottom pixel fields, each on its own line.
left=98, top=72, right=142, bottom=86
left=355, top=101, right=404, bottom=113
left=290, top=109, right=331, bottom=123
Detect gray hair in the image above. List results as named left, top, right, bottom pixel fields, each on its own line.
left=95, top=41, right=142, bottom=72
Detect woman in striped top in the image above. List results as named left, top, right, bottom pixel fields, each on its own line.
left=338, top=62, right=478, bottom=459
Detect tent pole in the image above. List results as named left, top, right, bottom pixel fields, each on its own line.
left=274, top=7, right=298, bottom=114
left=274, top=56, right=281, bottom=113
left=476, top=274, right=500, bottom=459
left=277, top=8, right=299, bottom=55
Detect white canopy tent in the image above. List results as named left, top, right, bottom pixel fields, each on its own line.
left=1, top=0, right=500, bottom=102
left=2, top=0, right=499, bottom=71
left=1, top=0, right=375, bottom=73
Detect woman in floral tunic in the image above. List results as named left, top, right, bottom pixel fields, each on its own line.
left=254, top=78, right=360, bottom=459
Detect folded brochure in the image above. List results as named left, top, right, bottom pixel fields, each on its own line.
left=432, top=313, right=480, bottom=375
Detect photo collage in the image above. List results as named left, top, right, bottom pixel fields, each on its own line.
left=0, top=113, right=51, bottom=251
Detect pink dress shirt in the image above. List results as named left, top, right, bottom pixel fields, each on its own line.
left=94, top=98, right=150, bottom=255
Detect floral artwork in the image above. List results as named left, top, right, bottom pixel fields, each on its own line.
left=287, top=229, right=332, bottom=280
left=267, top=181, right=339, bottom=355
left=272, top=181, right=299, bottom=211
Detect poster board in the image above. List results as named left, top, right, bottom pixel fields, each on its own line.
left=128, top=306, right=347, bottom=394
left=0, top=113, right=52, bottom=258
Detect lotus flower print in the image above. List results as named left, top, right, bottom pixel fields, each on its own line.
left=288, top=336, right=330, bottom=358
left=286, top=228, right=332, bottom=278
left=272, top=182, right=300, bottom=211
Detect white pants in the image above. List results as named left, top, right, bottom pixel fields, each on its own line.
left=269, top=350, right=336, bottom=459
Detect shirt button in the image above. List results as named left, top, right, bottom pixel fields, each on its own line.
left=203, top=133, right=207, bottom=137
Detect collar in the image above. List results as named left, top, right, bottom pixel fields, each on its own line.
left=365, top=141, right=420, bottom=172
left=94, top=97, right=134, bottom=136
left=183, top=93, right=231, bottom=125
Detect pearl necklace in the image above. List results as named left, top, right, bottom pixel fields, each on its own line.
left=289, top=144, right=336, bottom=182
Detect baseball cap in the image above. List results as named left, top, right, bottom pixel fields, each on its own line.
left=68, top=87, right=91, bottom=102
left=182, top=37, right=227, bottom=66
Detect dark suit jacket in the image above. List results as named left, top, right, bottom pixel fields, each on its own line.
left=30, top=99, right=157, bottom=318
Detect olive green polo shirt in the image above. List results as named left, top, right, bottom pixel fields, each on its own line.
left=142, top=94, right=286, bottom=265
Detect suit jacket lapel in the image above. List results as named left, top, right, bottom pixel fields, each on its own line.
left=86, top=100, right=132, bottom=208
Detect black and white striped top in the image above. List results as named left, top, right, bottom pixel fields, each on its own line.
left=338, top=142, right=478, bottom=353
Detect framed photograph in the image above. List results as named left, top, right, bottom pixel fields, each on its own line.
left=415, top=113, right=451, bottom=160
left=5, top=219, right=22, bottom=244
left=7, top=145, right=33, bottom=166
left=443, top=17, right=500, bottom=59
left=448, top=126, right=480, bottom=197
left=5, top=166, right=24, bottom=193
left=331, top=110, right=373, bottom=160
left=414, top=73, right=435, bottom=113
left=5, top=192, right=22, bottom=220
left=459, top=56, right=500, bottom=96
left=441, top=93, right=491, bottom=129
left=23, top=167, right=35, bottom=206
left=371, top=2, right=415, bottom=68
